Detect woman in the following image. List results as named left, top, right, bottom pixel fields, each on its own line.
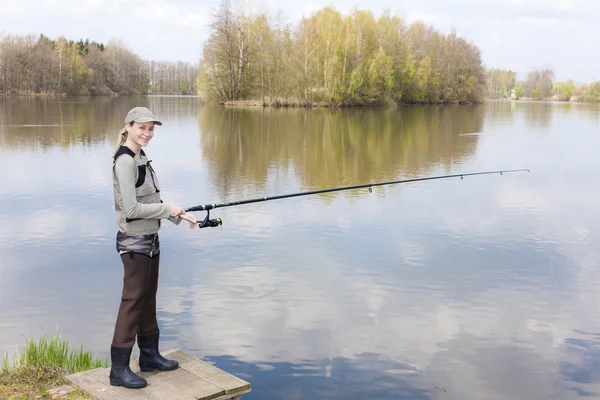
left=109, top=106, right=197, bottom=389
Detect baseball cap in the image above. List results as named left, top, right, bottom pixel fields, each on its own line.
left=124, top=107, right=163, bottom=125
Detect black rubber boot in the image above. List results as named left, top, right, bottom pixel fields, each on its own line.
left=138, top=333, right=179, bottom=372
left=109, top=346, right=147, bottom=389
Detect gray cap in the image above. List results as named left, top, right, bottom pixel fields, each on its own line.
left=124, top=107, right=162, bottom=125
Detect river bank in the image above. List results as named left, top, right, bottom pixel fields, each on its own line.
left=488, top=95, right=599, bottom=103
left=1, top=334, right=106, bottom=399
left=220, top=97, right=478, bottom=108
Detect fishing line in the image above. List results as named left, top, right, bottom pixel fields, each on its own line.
left=543, top=235, right=568, bottom=334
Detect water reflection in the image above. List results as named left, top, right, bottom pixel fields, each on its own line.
left=197, top=105, right=483, bottom=199
left=561, top=332, right=600, bottom=397
left=0, top=96, right=203, bottom=150
left=205, top=353, right=431, bottom=400
left=484, top=100, right=600, bottom=131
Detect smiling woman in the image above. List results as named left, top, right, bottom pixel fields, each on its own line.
left=108, top=106, right=198, bottom=389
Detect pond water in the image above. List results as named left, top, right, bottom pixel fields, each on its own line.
left=1, top=96, right=600, bottom=399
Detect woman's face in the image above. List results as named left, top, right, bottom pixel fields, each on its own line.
left=126, top=122, right=155, bottom=147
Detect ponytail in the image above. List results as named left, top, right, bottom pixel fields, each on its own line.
left=112, top=123, right=131, bottom=157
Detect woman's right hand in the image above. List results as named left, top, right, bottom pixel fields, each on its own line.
left=170, top=204, right=185, bottom=217
left=180, top=213, right=198, bottom=229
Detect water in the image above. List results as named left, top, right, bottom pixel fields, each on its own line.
left=1, top=96, right=600, bottom=399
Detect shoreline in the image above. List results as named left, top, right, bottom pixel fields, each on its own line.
left=219, top=98, right=477, bottom=108
left=0, top=92, right=192, bottom=98
left=486, top=96, right=595, bottom=103
left=1, top=334, right=106, bottom=399
left=1, top=93, right=598, bottom=105
left=219, top=98, right=600, bottom=107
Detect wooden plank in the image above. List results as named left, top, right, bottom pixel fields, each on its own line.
left=211, top=393, right=245, bottom=400
left=165, top=350, right=251, bottom=396
left=86, top=368, right=156, bottom=400
left=65, top=370, right=128, bottom=400
left=65, top=350, right=251, bottom=400
left=85, top=359, right=227, bottom=400
left=89, top=367, right=218, bottom=400
left=146, top=368, right=226, bottom=400
left=128, top=351, right=227, bottom=400
left=132, top=375, right=195, bottom=400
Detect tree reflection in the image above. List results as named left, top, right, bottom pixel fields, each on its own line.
left=198, top=105, right=484, bottom=198
left=0, top=96, right=202, bottom=150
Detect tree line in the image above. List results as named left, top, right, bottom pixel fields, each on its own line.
left=0, top=33, right=198, bottom=95
left=3, top=1, right=597, bottom=105
left=196, top=1, right=486, bottom=106
left=485, top=67, right=600, bottom=102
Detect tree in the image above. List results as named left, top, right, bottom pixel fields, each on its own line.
left=552, top=80, right=574, bottom=101
left=485, top=68, right=517, bottom=98
left=522, top=67, right=554, bottom=99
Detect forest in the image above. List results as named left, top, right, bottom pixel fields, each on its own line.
left=0, top=3, right=486, bottom=105
left=197, top=2, right=486, bottom=106
left=0, top=34, right=197, bottom=96
left=486, top=67, right=600, bottom=102
left=1, top=0, right=598, bottom=103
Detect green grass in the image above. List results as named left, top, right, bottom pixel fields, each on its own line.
left=0, top=333, right=108, bottom=399
left=2, top=333, right=109, bottom=374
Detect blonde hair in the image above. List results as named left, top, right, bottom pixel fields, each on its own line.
left=112, top=124, right=131, bottom=157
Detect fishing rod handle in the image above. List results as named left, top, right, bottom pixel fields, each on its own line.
left=186, top=205, right=208, bottom=212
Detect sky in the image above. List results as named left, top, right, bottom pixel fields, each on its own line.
left=0, top=0, right=598, bottom=83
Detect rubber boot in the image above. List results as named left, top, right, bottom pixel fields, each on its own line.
left=109, top=346, right=147, bottom=389
left=138, top=333, right=179, bottom=372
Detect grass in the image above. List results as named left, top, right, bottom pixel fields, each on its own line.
left=0, top=333, right=109, bottom=399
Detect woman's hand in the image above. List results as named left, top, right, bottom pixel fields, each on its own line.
left=170, top=204, right=185, bottom=217
left=179, top=213, right=197, bottom=229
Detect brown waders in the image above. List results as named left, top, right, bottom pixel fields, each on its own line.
left=110, top=247, right=178, bottom=389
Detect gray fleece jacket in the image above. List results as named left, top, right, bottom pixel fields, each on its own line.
left=112, top=145, right=180, bottom=236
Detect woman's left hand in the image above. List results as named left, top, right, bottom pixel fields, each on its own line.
left=179, top=213, right=197, bottom=229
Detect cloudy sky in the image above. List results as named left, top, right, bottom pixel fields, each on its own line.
left=0, top=0, right=598, bottom=83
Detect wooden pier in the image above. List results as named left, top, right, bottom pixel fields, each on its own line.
left=65, top=349, right=251, bottom=400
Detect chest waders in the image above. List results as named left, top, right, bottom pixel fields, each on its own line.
left=109, top=146, right=179, bottom=390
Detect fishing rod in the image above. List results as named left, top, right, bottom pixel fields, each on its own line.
left=185, top=169, right=530, bottom=229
